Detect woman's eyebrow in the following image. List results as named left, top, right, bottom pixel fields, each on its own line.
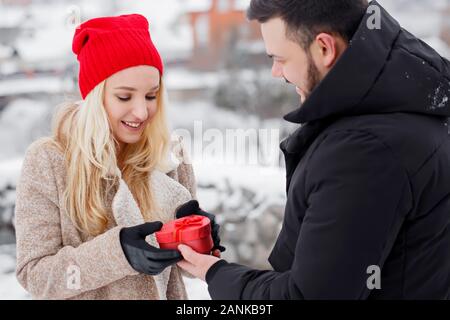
left=114, top=86, right=137, bottom=91
left=114, top=85, right=160, bottom=91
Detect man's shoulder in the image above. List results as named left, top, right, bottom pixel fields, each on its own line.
left=320, top=113, right=447, bottom=175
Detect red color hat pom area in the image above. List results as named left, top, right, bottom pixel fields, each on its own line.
left=72, top=14, right=164, bottom=99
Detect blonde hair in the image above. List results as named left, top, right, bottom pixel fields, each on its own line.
left=51, top=79, right=171, bottom=236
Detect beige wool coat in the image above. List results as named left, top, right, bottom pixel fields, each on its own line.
left=15, top=137, right=197, bottom=300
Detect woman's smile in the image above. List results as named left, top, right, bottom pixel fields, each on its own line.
left=121, top=120, right=145, bottom=131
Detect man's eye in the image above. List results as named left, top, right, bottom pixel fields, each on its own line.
left=146, top=96, right=156, bottom=101
left=117, top=96, right=130, bottom=102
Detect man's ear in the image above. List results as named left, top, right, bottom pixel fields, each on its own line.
left=313, top=33, right=342, bottom=69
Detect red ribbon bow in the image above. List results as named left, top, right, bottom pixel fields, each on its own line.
left=173, top=215, right=204, bottom=242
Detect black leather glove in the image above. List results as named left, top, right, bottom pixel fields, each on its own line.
left=119, top=221, right=182, bottom=275
left=175, top=200, right=226, bottom=252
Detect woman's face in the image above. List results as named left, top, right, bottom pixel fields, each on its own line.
left=104, top=65, right=160, bottom=149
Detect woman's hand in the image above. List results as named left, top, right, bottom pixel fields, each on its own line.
left=175, top=200, right=226, bottom=253
left=119, top=221, right=182, bottom=275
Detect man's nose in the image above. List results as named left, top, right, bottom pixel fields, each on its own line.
left=271, top=61, right=283, bottom=78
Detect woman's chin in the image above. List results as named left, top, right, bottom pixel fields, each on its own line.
left=116, top=131, right=143, bottom=144
left=118, top=136, right=141, bottom=145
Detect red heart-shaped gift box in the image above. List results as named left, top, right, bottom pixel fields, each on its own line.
left=155, top=215, right=214, bottom=254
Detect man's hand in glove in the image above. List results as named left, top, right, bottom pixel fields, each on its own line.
left=175, top=200, right=226, bottom=257
left=120, top=221, right=181, bottom=275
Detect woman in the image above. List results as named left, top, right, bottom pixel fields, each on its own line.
left=14, top=14, right=222, bottom=300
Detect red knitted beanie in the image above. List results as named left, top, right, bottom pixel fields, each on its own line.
left=72, top=14, right=163, bottom=99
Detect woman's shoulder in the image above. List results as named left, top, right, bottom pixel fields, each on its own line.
left=16, top=138, right=65, bottom=205
left=25, top=137, right=64, bottom=161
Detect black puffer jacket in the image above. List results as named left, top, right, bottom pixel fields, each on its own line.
left=206, top=1, right=450, bottom=299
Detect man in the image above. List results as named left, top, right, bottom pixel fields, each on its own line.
left=177, top=0, right=450, bottom=299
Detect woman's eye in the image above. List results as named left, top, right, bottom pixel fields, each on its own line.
left=146, top=96, right=156, bottom=101
left=117, top=96, right=130, bottom=102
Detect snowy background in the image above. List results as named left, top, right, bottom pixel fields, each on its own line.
left=1, top=0, right=450, bottom=300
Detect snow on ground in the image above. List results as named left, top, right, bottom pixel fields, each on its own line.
left=183, top=277, right=211, bottom=300
left=0, top=245, right=30, bottom=300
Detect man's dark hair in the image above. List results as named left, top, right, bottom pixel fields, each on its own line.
left=247, top=0, right=369, bottom=49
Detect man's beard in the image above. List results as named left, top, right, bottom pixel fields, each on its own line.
left=304, top=51, right=321, bottom=101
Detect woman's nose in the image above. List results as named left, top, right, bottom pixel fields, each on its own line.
left=131, top=100, right=148, bottom=121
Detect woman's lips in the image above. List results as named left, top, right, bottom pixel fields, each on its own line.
left=121, top=121, right=144, bottom=132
